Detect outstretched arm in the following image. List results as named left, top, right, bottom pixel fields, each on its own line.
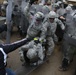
left=1, top=37, right=33, bottom=54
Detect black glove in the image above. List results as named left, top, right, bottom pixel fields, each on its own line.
left=29, top=0, right=37, bottom=5
left=34, top=39, right=40, bottom=44
left=42, top=41, right=46, bottom=46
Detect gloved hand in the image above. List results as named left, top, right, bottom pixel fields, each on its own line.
left=39, top=38, right=43, bottom=42
left=34, top=39, right=40, bottom=44
left=39, top=38, right=46, bottom=46
left=39, top=38, right=46, bottom=43
left=29, top=0, right=38, bottom=5
left=42, top=41, right=46, bottom=46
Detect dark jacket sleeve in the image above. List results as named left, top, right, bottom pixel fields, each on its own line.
left=0, top=51, right=6, bottom=75
left=0, top=25, right=7, bottom=33
left=1, top=37, right=33, bottom=54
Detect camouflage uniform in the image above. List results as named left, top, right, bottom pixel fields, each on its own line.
left=26, top=21, right=43, bottom=38
left=54, top=3, right=66, bottom=42
left=41, top=11, right=65, bottom=56
left=19, top=2, right=32, bottom=36
left=19, top=40, right=45, bottom=64
left=57, top=8, right=66, bottom=17
left=26, top=12, right=44, bottom=38
left=41, top=5, right=50, bottom=15
left=62, top=6, right=73, bottom=60
left=23, top=3, right=32, bottom=23
left=59, top=6, right=76, bottom=70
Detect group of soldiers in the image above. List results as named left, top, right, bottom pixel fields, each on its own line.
left=17, top=0, right=76, bottom=73
left=0, top=0, right=76, bottom=75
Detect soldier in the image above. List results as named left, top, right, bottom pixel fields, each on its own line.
left=56, top=2, right=66, bottom=17
left=39, top=0, right=45, bottom=5
left=39, top=0, right=50, bottom=5
left=17, top=0, right=38, bottom=36
left=23, top=0, right=39, bottom=20
left=59, top=7, right=76, bottom=71
left=53, top=2, right=66, bottom=42
left=23, top=1, right=32, bottom=22
left=40, top=11, right=65, bottom=56
left=40, top=3, right=50, bottom=15
left=19, top=37, right=45, bottom=65
left=26, top=11, right=45, bottom=38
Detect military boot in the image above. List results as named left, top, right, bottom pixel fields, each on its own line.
left=59, top=58, right=70, bottom=71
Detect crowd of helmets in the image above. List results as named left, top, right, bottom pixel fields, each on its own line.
left=0, top=0, right=76, bottom=75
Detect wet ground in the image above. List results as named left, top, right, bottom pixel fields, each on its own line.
left=2, top=27, right=75, bottom=75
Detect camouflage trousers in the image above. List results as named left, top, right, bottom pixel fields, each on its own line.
left=46, top=36, right=55, bottom=56
left=62, top=40, right=76, bottom=61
